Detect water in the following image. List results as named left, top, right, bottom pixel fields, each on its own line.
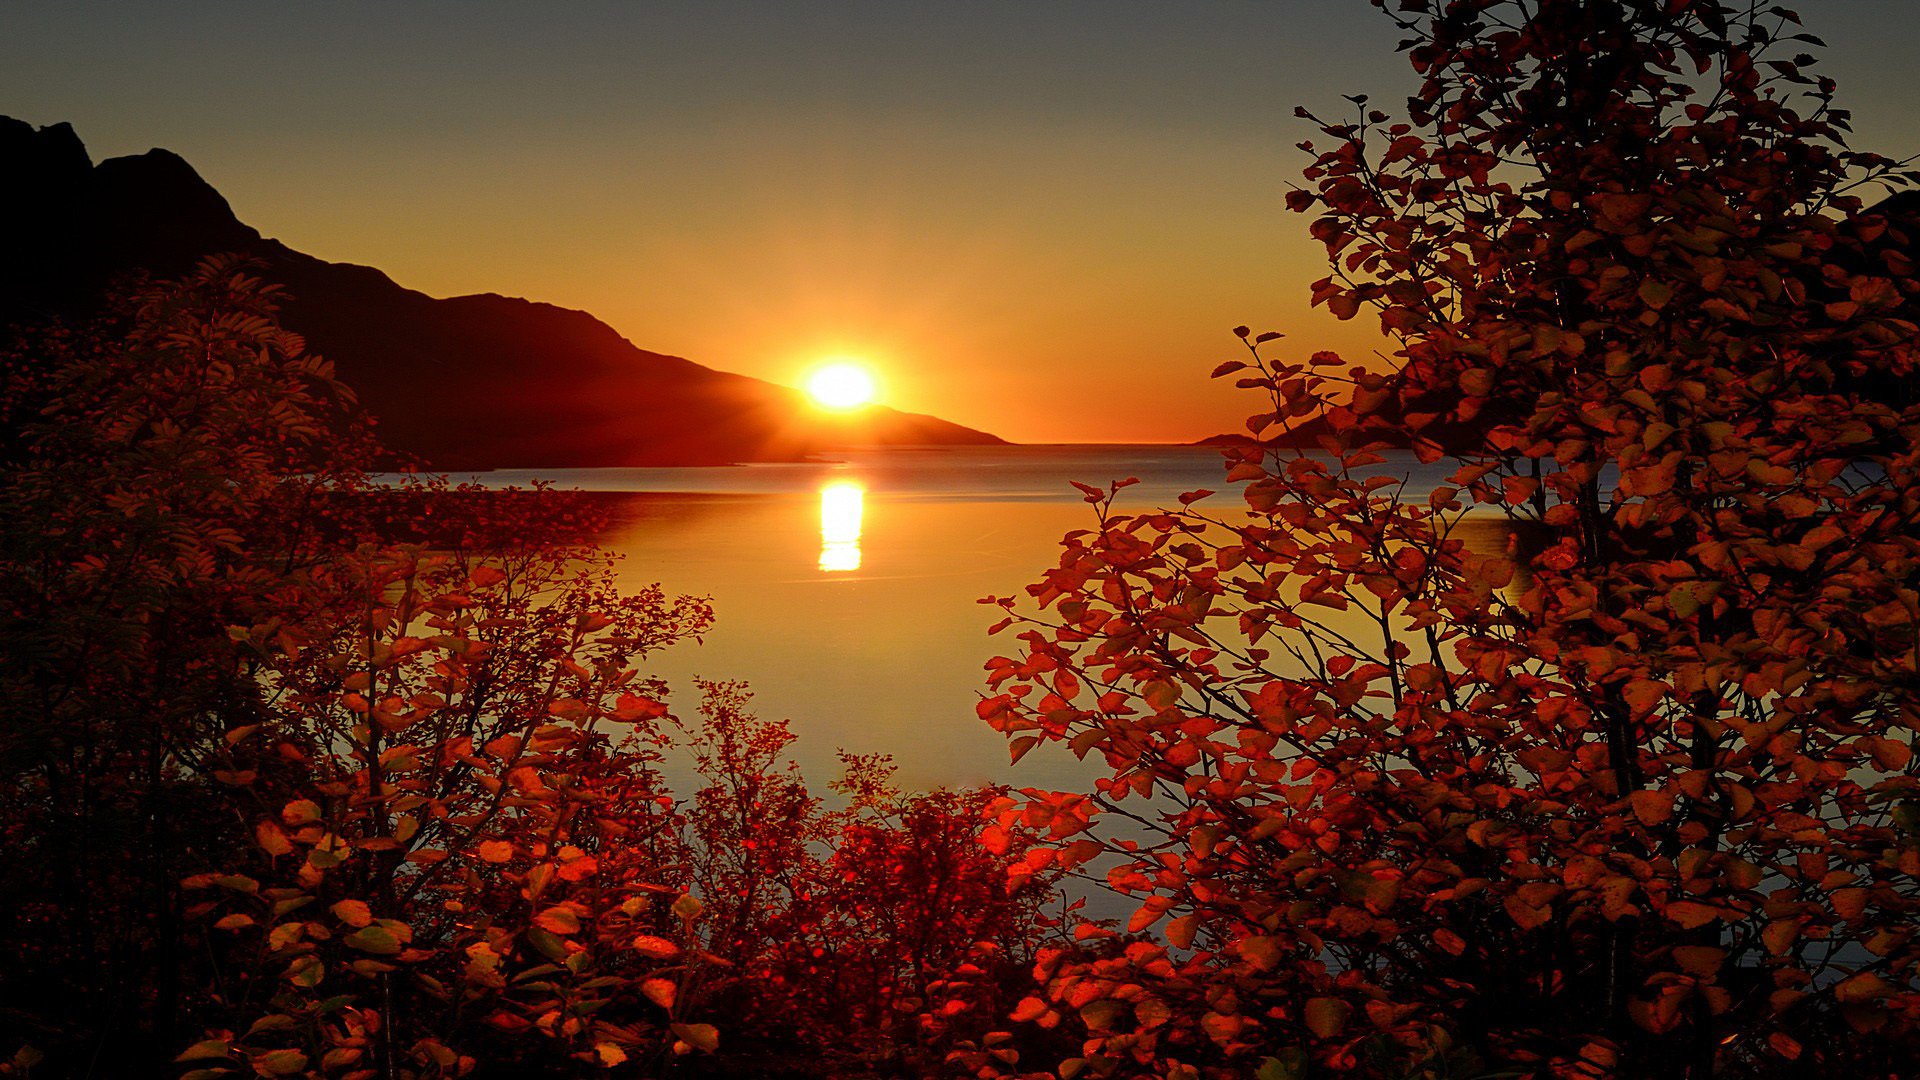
left=445, top=445, right=1459, bottom=792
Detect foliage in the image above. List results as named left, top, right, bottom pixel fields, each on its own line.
left=0, top=256, right=377, bottom=1068
left=0, top=261, right=1055, bottom=1078
left=981, top=2, right=1920, bottom=1078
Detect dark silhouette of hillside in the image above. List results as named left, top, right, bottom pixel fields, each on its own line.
left=0, top=117, right=1004, bottom=468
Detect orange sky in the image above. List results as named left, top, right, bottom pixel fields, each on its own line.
left=4, top=2, right=1917, bottom=442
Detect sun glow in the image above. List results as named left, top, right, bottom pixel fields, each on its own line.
left=818, top=480, right=864, bottom=572
left=806, top=362, right=877, bottom=410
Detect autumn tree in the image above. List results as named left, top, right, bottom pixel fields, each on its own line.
left=982, top=2, right=1920, bottom=1078
left=0, top=257, right=376, bottom=1068
left=0, top=258, right=1070, bottom=1079
left=654, top=686, right=1071, bottom=1077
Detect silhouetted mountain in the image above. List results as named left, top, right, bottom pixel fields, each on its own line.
left=0, top=117, right=1004, bottom=467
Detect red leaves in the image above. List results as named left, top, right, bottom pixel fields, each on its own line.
left=1629, top=790, right=1674, bottom=826
left=611, top=693, right=668, bottom=723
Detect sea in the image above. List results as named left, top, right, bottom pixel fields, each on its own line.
left=445, top=444, right=1464, bottom=794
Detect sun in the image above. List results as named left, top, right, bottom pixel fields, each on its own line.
left=805, top=362, right=877, bottom=410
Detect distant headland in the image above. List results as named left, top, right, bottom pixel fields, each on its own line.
left=0, top=117, right=1007, bottom=469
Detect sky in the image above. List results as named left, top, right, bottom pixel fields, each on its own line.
left=4, top=0, right=1919, bottom=443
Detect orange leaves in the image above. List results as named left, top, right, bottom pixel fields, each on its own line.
left=1831, top=887, right=1873, bottom=924
left=555, top=849, right=598, bottom=882
left=1662, top=901, right=1724, bottom=931
left=964, top=4, right=1920, bottom=1076
left=630, top=935, right=680, bottom=960
left=670, top=894, right=703, bottom=924
left=612, top=693, right=668, bottom=723
left=248, top=1049, right=309, bottom=1076
left=669, top=1023, right=718, bottom=1054
left=1621, top=679, right=1667, bottom=717
left=329, top=899, right=373, bottom=928
left=1303, top=997, right=1351, bottom=1039
left=1670, top=946, right=1725, bottom=980
left=255, top=820, right=293, bottom=856
left=1628, top=790, right=1674, bottom=826
left=344, top=920, right=410, bottom=955
left=1860, top=736, right=1913, bottom=771
left=1237, top=936, right=1285, bottom=972
left=1503, top=893, right=1554, bottom=932
left=1324, top=292, right=1362, bottom=321
left=477, top=840, right=514, bottom=864
left=174, top=1039, right=232, bottom=1064
left=1593, top=192, right=1654, bottom=232
left=641, top=978, right=677, bottom=1011
left=1011, top=995, right=1056, bottom=1028
left=1762, top=920, right=1800, bottom=957
left=532, top=905, right=581, bottom=936
left=1008, top=736, right=1041, bottom=766
left=1126, top=896, right=1175, bottom=934
left=1665, top=580, right=1721, bottom=619
left=1165, top=913, right=1202, bottom=950
left=1834, top=971, right=1896, bottom=1005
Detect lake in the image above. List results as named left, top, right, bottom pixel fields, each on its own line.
left=454, top=445, right=1461, bottom=793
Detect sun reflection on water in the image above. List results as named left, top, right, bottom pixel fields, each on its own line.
left=818, top=480, right=864, bottom=572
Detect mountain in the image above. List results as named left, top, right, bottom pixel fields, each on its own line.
left=0, top=117, right=1005, bottom=468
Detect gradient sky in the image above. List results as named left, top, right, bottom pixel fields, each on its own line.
left=5, top=1, right=1918, bottom=442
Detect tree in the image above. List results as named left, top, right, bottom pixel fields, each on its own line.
left=0, top=256, right=377, bottom=1068
left=0, top=258, right=1069, bottom=1078
left=982, top=2, right=1920, bottom=1077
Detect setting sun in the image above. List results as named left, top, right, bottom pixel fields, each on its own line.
left=805, top=362, right=877, bottom=410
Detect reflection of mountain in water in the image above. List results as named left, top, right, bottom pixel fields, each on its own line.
left=0, top=116, right=1004, bottom=469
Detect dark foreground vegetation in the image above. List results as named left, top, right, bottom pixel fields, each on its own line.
left=4, top=2, right=1920, bottom=1078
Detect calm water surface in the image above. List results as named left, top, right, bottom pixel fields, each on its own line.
left=458, top=446, right=1457, bottom=791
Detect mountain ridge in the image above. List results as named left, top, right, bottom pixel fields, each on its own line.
left=0, top=117, right=1005, bottom=468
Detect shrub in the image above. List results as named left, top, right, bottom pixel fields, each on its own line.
left=982, top=3, right=1920, bottom=1077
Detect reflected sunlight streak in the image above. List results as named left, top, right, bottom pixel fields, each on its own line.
left=818, top=480, right=864, bottom=572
